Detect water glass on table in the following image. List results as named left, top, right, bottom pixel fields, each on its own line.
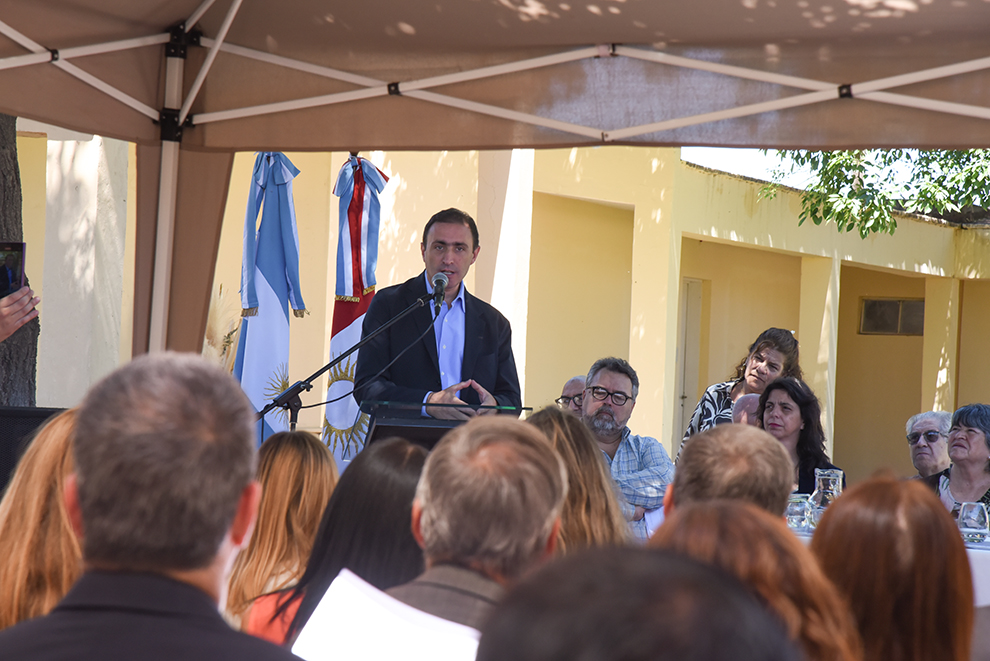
left=957, top=502, right=989, bottom=544
left=785, top=494, right=810, bottom=531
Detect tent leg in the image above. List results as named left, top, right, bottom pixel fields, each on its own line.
left=148, top=55, right=184, bottom=352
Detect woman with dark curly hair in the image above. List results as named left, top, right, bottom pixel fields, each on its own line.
left=681, top=328, right=801, bottom=452
left=758, top=377, right=840, bottom=494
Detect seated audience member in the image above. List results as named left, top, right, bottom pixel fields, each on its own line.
left=923, top=403, right=990, bottom=516
left=0, top=409, right=81, bottom=630
left=555, top=375, right=585, bottom=417
left=758, top=377, right=842, bottom=494
left=663, top=424, right=794, bottom=517
left=528, top=407, right=629, bottom=551
left=0, top=353, right=297, bottom=661
left=582, top=356, right=673, bottom=540
left=682, top=327, right=801, bottom=448
left=651, top=501, right=862, bottom=661
left=732, top=393, right=762, bottom=426
left=812, top=476, right=973, bottom=661
left=906, top=411, right=951, bottom=479
left=251, top=437, right=426, bottom=646
left=384, top=416, right=567, bottom=631
left=226, top=431, right=338, bottom=630
left=476, top=546, right=801, bottom=661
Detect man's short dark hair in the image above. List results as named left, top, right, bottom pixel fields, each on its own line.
left=74, top=353, right=257, bottom=571
left=672, top=424, right=794, bottom=516
left=586, top=357, right=639, bottom=399
left=421, top=208, right=480, bottom=250
left=476, top=546, right=800, bottom=661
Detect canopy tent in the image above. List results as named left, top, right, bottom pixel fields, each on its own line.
left=2, top=0, right=990, bottom=353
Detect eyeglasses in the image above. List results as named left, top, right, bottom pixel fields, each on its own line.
left=555, top=394, right=583, bottom=408
left=586, top=386, right=633, bottom=407
left=907, top=430, right=945, bottom=446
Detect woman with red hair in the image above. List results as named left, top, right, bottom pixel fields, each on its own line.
left=650, top=500, right=862, bottom=661
left=811, top=476, right=973, bottom=661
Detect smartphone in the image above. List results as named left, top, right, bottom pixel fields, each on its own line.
left=0, top=242, right=25, bottom=298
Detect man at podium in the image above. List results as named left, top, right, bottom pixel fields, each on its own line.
left=354, top=208, right=521, bottom=420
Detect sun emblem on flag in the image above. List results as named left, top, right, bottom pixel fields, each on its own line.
left=262, top=362, right=291, bottom=425
left=323, top=356, right=369, bottom=456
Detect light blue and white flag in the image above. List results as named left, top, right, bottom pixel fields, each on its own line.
left=233, top=152, right=306, bottom=444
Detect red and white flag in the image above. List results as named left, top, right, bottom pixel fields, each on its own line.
left=323, top=155, right=388, bottom=464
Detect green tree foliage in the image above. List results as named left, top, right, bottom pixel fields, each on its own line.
left=762, top=149, right=990, bottom=238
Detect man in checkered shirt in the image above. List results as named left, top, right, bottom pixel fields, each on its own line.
left=581, top=357, right=674, bottom=541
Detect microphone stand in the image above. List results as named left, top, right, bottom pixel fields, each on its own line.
left=258, top=290, right=437, bottom=430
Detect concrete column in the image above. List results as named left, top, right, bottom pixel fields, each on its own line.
left=476, top=149, right=534, bottom=405
left=798, top=255, right=841, bottom=452
left=37, top=136, right=128, bottom=407
left=629, top=160, right=676, bottom=451
left=921, top=276, right=960, bottom=412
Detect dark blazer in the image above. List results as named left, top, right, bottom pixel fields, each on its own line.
left=0, top=571, right=299, bottom=661
left=386, top=564, right=505, bottom=631
left=353, top=273, right=521, bottom=414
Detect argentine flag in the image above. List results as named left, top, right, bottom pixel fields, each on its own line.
left=233, top=152, right=306, bottom=443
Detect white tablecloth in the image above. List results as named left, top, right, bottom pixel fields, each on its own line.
left=967, top=544, right=990, bottom=607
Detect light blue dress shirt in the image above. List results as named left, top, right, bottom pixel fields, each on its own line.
left=422, top=272, right=466, bottom=414
left=602, top=427, right=675, bottom=541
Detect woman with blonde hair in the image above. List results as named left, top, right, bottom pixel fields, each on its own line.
left=527, top=407, right=628, bottom=551
left=226, top=431, right=337, bottom=629
left=650, top=500, right=862, bottom=661
left=812, top=476, right=973, bottom=661
left=0, top=409, right=81, bottom=630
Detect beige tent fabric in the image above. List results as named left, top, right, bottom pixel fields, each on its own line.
left=3, top=0, right=990, bottom=350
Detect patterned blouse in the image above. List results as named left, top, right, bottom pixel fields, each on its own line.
left=932, top=468, right=990, bottom=518
left=678, top=380, right=739, bottom=460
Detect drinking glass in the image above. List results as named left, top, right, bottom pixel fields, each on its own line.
left=785, top=494, right=809, bottom=531
left=958, top=502, right=989, bottom=544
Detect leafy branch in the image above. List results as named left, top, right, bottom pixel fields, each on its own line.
left=761, top=149, right=990, bottom=238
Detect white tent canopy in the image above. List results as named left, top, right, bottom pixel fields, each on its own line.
left=2, top=0, right=989, bottom=351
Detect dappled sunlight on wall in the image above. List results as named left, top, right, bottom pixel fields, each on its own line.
left=371, top=151, right=479, bottom=290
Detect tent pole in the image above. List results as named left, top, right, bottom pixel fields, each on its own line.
left=148, top=54, right=185, bottom=352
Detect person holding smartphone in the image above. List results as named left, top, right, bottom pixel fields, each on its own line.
left=0, top=286, right=39, bottom=342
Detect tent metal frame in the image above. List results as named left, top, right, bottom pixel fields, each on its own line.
left=2, top=2, right=990, bottom=349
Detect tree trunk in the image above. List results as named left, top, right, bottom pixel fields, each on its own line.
left=0, top=114, right=39, bottom=406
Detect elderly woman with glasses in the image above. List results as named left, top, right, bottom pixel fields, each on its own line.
left=923, top=403, right=990, bottom=518
left=905, top=411, right=951, bottom=478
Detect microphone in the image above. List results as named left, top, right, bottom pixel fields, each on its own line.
left=431, top=272, right=448, bottom=314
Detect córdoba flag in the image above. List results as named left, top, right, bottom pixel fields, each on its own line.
left=323, top=155, right=388, bottom=465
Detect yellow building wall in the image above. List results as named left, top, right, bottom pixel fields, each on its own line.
left=958, top=280, right=990, bottom=406
left=525, top=192, right=633, bottom=412
left=833, top=265, right=925, bottom=483
left=533, top=147, right=677, bottom=444
left=679, top=238, right=801, bottom=397
left=16, top=136, right=47, bottom=299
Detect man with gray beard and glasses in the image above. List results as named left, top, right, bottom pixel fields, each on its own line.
left=581, top=357, right=673, bottom=541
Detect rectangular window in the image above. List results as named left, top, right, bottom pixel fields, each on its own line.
left=860, top=298, right=924, bottom=335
